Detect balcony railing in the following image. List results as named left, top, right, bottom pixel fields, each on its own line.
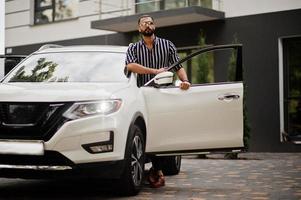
left=98, top=0, right=221, bottom=19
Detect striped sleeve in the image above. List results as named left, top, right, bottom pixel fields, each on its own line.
left=125, top=43, right=137, bottom=65
left=168, top=41, right=182, bottom=72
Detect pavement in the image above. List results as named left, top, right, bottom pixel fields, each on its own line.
left=132, top=153, right=301, bottom=200
left=0, top=153, right=300, bottom=200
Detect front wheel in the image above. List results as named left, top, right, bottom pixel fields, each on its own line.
left=162, top=155, right=181, bottom=175
left=119, top=125, right=145, bottom=196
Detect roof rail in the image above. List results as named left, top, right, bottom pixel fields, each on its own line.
left=38, top=44, right=63, bottom=51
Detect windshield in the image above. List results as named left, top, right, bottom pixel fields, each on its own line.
left=3, top=52, right=128, bottom=83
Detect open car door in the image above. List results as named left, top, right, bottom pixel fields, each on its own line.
left=142, top=44, right=244, bottom=155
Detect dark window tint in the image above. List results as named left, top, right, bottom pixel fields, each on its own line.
left=4, top=58, right=24, bottom=75
left=283, top=37, right=301, bottom=141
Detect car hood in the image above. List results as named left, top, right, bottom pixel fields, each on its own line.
left=0, top=82, right=129, bottom=102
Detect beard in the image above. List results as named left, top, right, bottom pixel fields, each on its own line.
left=141, top=28, right=155, bottom=37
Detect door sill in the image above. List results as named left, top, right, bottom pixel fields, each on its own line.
left=147, top=147, right=245, bottom=156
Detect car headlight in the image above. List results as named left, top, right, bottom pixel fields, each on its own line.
left=63, top=99, right=122, bottom=120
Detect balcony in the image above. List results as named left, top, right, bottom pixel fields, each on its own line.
left=91, top=0, right=224, bottom=32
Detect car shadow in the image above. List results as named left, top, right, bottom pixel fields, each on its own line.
left=0, top=178, right=133, bottom=199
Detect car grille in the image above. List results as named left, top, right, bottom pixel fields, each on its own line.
left=0, top=102, right=72, bottom=141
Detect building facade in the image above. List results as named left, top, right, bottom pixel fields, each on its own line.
left=3, top=0, right=301, bottom=152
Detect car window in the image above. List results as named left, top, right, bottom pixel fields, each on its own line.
left=3, top=52, right=128, bottom=83
left=177, top=48, right=239, bottom=85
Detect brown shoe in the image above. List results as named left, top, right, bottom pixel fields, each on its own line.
left=147, top=168, right=158, bottom=184
left=150, top=175, right=165, bottom=188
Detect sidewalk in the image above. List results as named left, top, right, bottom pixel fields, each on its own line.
left=136, top=153, right=301, bottom=200
left=0, top=153, right=300, bottom=199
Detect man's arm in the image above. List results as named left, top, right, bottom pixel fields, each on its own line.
left=127, top=63, right=166, bottom=75
left=176, top=68, right=188, bottom=82
left=176, top=68, right=191, bottom=90
left=168, top=41, right=190, bottom=90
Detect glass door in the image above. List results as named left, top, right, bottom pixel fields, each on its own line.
left=283, top=37, right=301, bottom=143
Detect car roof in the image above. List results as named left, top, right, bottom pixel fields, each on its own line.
left=35, top=45, right=129, bottom=54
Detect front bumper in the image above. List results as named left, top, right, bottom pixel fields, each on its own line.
left=0, top=112, right=131, bottom=167
left=44, top=114, right=130, bottom=164
left=0, top=101, right=134, bottom=178
left=0, top=150, right=126, bottom=179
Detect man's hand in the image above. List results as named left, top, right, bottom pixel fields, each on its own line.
left=180, top=81, right=190, bottom=90
left=176, top=68, right=190, bottom=90
left=155, top=67, right=167, bottom=74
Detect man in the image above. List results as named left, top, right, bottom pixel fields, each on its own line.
left=125, top=15, right=190, bottom=188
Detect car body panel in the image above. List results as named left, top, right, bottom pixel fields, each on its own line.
left=142, top=83, right=244, bottom=153
left=0, top=82, right=129, bottom=102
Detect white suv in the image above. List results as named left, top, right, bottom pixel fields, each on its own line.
left=0, top=44, right=244, bottom=195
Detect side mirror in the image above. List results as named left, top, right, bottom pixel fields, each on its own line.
left=154, top=71, right=173, bottom=87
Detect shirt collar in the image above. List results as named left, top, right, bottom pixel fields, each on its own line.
left=141, top=36, right=158, bottom=46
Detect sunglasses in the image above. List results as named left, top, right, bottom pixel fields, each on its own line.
left=139, top=21, right=154, bottom=27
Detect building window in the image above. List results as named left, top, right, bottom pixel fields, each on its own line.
left=282, top=37, right=301, bottom=143
left=164, top=0, right=186, bottom=10
left=189, top=0, right=212, bottom=8
left=136, top=0, right=212, bottom=14
left=136, top=0, right=160, bottom=13
left=34, top=0, right=78, bottom=25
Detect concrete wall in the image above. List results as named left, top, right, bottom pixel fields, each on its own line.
left=5, top=0, right=114, bottom=49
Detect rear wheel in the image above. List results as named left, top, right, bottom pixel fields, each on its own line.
left=119, top=125, right=145, bottom=196
left=162, top=155, right=181, bottom=175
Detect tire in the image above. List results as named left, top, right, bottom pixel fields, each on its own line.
left=119, top=125, right=145, bottom=196
left=162, top=155, right=181, bottom=175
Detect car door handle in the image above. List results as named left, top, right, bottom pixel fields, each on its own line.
left=218, top=94, right=240, bottom=101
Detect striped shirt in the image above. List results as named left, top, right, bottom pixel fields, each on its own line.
left=125, top=37, right=182, bottom=87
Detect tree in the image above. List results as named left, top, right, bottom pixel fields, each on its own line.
left=193, top=30, right=213, bottom=84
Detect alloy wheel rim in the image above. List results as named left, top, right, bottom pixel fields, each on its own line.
left=131, top=135, right=143, bottom=186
